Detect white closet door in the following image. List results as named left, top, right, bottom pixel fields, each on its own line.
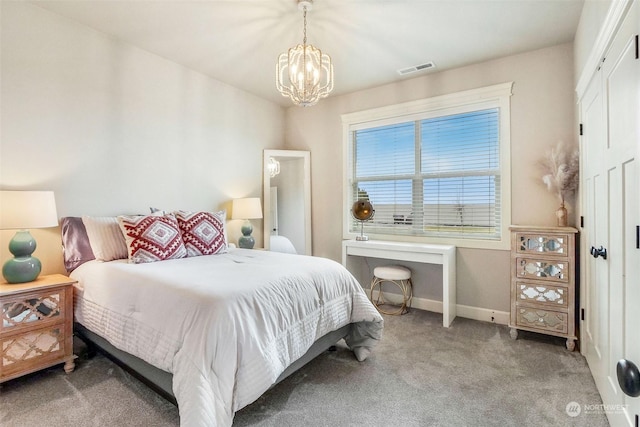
left=581, top=2, right=639, bottom=425
left=607, top=2, right=640, bottom=424
left=581, top=66, right=609, bottom=401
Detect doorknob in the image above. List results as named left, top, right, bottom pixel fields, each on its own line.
left=617, top=359, right=640, bottom=397
left=590, top=246, right=607, bottom=260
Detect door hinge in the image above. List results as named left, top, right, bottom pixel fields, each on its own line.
left=581, top=308, right=585, bottom=321
left=636, top=225, right=639, bottom=249
left=580, top=216, right=584, bottom=228
left=635, top=35, right=639, bottom=59
left=579, top=124, right=583, bottom=136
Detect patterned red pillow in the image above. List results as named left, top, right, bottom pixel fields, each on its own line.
left=174, top=210, right=228, bottom=257
left=117, top=214, right=187, bottom=263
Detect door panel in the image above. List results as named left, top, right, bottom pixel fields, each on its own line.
left=623, top=159, right=639, bottom=425
left=594, top=170, right=610, bottom=390
left=581, top=72, right=607, bottom=386
left=607, top=166, right=623, bottom=408
left=581, top=2, right=639, bottom=425
left=604, top=4, right=640, bottom=424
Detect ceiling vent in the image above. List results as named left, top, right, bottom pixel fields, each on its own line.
left=397, top=61, right=436, bottom=76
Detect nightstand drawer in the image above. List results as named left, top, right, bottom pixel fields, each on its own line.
left=515, top=257, right=571, bottom=283
left=515, top=232, right=571, bottom=258
left=516, top=307, right=568, bottom=334
left=1, top=287, right=67, bottom=334
left=515, top=281, right=569, bottom=308
left=0, top=324, right=68, bottom=380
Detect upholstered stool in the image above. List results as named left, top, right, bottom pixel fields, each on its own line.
left=370, top=265, right=412, bottom=315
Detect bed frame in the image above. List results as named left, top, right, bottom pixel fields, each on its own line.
left=74, top=322, right=350, bottom=405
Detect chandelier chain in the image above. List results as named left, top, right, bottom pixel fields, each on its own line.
left=302, top=7, right=307, bottom=45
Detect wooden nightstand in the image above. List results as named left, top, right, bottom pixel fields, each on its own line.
left=0, top=274, right=76, bottom=383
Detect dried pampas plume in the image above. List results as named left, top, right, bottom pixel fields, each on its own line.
left=539, top=140, right=579, bottom=207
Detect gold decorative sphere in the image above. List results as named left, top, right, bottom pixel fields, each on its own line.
left=351, top=200, right=374, bottom=221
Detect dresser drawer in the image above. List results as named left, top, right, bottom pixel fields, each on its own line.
left=515, top=257, right=571, bottom=283
left=0, top=324, right=68, bottom=380
left=515, top=232, right=571, bottom=258
left=1, top=287, right=67, bottom=335
left=515, top=281, right=569, bottom=308
left=516, top=307, right=568, bottom=334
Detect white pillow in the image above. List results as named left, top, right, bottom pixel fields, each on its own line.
left=270, top=235, right=298, bottom=254
left=82, top=216, right=128, bottom=261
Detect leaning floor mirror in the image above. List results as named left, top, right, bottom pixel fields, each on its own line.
left=263, top=149, right=312, bottom=255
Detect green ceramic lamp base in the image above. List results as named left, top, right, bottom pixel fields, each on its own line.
left=2, top=230, right=42, bottom=284
left=238, top=220, right=255, bottom=249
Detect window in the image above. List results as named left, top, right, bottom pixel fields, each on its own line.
left=343, top=83, right=513, bottom=249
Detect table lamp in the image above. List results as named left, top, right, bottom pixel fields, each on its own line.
left=0, top=191, right=58, bottom=283
left=231, top=197, right=263, bottom=249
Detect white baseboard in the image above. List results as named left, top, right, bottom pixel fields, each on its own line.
left=372, top=291, right=509, bottom=325
left=455, top=303, right=509, bottom=325
left=408, top=295, right=444, bottom=314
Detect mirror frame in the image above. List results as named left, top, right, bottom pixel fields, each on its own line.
left=263, top=149, right=312, bottom=254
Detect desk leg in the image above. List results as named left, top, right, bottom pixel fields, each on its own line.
left=443, top=253, right=457, bottom=327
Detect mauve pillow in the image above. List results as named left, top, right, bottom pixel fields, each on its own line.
left=61, top=217, right=96, bottom=272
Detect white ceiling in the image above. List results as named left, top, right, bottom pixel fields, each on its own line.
left=30, top=0, right=585, bottom=107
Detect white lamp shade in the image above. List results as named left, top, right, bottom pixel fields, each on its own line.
left=0, top=191, right=58, bottom=230
left=232, top=197, right=263, bottom=220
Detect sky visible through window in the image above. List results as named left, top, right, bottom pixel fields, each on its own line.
left=355, top=109, right=499, bottom=206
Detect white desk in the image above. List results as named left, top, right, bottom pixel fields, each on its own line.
left=342, top=240, right=456, bottom=327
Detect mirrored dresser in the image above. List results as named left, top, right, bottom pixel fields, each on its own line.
left=509, top=225, right=579, bottom=350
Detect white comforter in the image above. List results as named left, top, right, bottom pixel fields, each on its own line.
left=71, top=249, right=383, bottom=426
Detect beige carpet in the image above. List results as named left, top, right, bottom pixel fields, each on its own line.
left=0, top=309, right=608, bottom=426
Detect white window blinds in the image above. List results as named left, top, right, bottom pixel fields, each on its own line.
left=350, top=108, right=501, bottom=239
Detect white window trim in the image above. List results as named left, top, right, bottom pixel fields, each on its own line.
left=342, top=82, right=514, bottom=250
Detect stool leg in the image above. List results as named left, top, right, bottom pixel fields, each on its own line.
left=371, top=278, right=409, bottom=316
left=369, top=277, right=376, bottom=303
left=404, top=278, right=413, bottom=313
left=370, top=277, right=385, bottom=306
left=399, top=279, right=408, bottom=314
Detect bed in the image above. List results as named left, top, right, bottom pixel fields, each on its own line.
left=62, top=215, right=383, bottom=426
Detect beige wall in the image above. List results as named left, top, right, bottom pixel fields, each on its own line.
left=285, top=43, right=576, bottom=311
left=0, top=2, right=285, bottom=274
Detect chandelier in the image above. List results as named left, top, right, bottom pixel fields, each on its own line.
left=267, top=157, right=280, bottom=177
left=276, top=0, right=333, bottom=107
